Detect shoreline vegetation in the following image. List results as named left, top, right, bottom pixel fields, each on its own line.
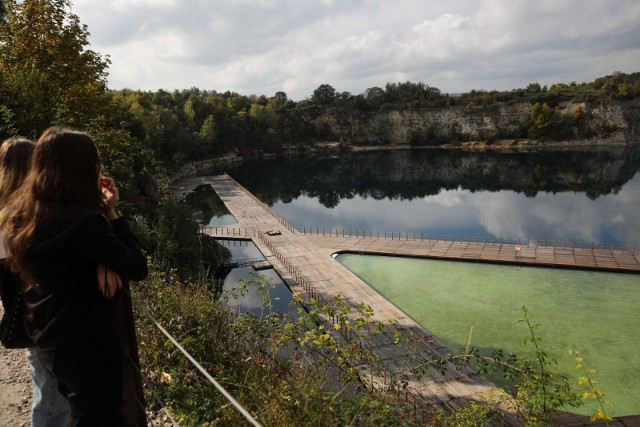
left=1, top=2, right=639, bottom=424
left=116, top=71, right=640, bottom=171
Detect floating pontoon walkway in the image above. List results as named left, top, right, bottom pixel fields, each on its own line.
left=176, top=173, right=639, bottom=426
left=303, top=230, right=640, bottom=273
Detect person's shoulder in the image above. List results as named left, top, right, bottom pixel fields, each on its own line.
left=30, top=207, right=104, bottom=254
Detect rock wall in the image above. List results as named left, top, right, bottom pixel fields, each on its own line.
left=168, top=100, right=640, bottom=181
left=169, top=153, right=244, bottom=181
left=313, top=100, right=640, bottom=146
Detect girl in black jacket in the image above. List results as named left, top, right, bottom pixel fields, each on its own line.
left=1, top=127, right=148, bottom=427
left=0, top=137, right=72, bottom=426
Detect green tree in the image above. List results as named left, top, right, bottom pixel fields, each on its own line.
left=0, top=0, right=110, bottom=139
left=199, top=114, right=219, bottom=154
left=248, top=103, right=275, bottom=129
left=183, top=98, right=197, bottom=124
left=271, top=91, right=288, bottom=109
left=526, top=83, right=543, bottom=94
left=334, top=90, right=353, bottom=107
left=152, top=197, right=230, bottom=279
left=529, top=102, right=556, bottom=140
left=312, top=84, right=336, bottom=106
left=365, top=86, right=384, bottom=109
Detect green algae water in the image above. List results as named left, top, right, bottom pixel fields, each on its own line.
left=337, top=254, right=640, bottom=417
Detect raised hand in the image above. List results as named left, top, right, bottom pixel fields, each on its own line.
left=99, top=175, right=119, bottom=220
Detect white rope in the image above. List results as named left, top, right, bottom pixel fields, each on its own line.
left=136, top=303, right=262, bottom=427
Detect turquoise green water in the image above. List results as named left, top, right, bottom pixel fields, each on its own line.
left=338, top=254, right=640, bottom=416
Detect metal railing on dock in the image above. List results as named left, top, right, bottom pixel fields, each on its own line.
left=201, top=226, right=257, bottom=238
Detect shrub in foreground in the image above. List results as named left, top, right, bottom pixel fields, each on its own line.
left=132, top=268, right=611, bottom=426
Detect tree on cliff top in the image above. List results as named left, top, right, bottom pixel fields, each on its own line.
left=312, top=84, right=337, bottom=106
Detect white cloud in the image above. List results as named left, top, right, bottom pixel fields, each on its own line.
left=72, top=0, right=640, bottom=99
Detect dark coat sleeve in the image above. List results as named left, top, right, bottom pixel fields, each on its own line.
left=0, top=261, right=34, bottom=348
left=74, top=216, right=148, bottom=282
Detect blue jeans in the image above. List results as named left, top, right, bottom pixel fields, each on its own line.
left=27, top=347, right=70, bottom=427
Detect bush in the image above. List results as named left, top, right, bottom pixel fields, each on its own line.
left=132, top=270, right=612, bottom=425
left=133, top=272, right=504, bottom=425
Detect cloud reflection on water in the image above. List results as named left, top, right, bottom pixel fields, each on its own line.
left=275, top=172, right=640, bottom=245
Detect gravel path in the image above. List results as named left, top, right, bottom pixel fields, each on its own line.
left=0, top=307, right=31, bottom=427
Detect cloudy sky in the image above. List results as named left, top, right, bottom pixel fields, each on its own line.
left=72, top=0, right=640, bottom=100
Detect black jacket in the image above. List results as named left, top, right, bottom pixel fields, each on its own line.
left=24, top=207, right=148, bottom=351
left=0, top=259, right=33, bottom=348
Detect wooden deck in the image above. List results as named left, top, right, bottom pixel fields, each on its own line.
left=303, top=232, right=640, bottom=273
left=176, top=174, right=639, bottom=425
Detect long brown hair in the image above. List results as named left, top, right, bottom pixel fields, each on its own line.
left=0, top=138, right=35, bottom=206
left=1, top=127, right=104, bottom=283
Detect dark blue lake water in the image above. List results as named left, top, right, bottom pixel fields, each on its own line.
left=215, top=146, right=640, bottom=246
left=214, top=239, right=296, bottom=317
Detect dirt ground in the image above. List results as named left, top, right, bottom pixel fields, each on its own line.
left=0, top=306, right=31, bottom=427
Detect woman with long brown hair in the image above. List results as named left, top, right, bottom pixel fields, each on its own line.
left=1, top=127, right=148, bottom=426
left=0, top=137, right=71, bottom=426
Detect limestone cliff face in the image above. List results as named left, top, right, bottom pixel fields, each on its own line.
left=169, top=101, right=640, bottom=182
left=312, top=100, right=640, bottom=145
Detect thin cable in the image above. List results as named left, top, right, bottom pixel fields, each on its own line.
left=135, top=302, right=262, bottom=427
